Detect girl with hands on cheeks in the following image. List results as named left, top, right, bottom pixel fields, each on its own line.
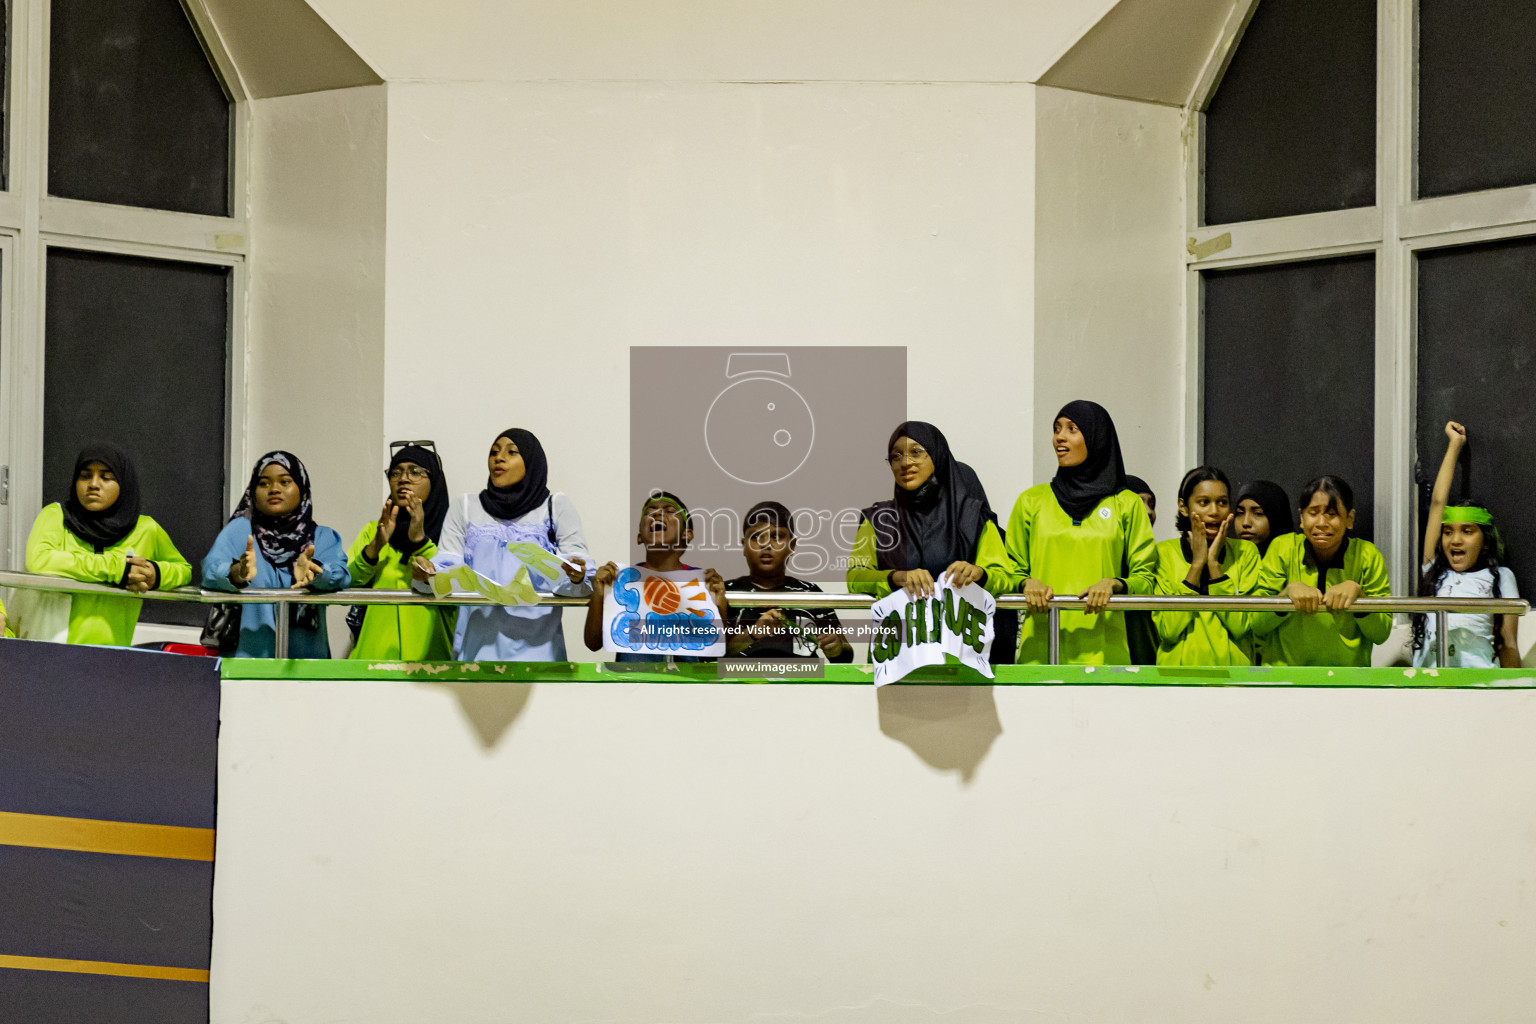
left=1249, top=475, right=1391, bottom=666
left=1149, top=467, right=1262, bottom=666
left=1005, top=401, right=1158, bottom=664
left=846, top=421, right=1013, bottom=604
left=202, top=451, right=350, bottom=658
left=345, top=443, right=455, bottom=661
left=17, top=444, right=191, bottom=645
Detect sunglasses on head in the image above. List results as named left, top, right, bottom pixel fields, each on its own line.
left=387, top=440, right=439, bottom=481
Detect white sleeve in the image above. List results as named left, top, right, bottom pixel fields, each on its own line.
left=430, top=497, right=469, bottom=571
left=550, top=492, right=594, bottom=597
left=1499, top=566, right=1519, bottom=598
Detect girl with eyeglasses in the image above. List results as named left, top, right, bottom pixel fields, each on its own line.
left=344, top=443, right=454, bottom=660
left=846, top=421, right=1012, bottom=603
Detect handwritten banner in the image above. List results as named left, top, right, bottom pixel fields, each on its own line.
left=868, top=579, right=995, bottom=686
left=602, top=565, right=725, bottom=657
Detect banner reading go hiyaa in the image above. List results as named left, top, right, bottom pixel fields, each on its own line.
left=602, top=565, right=726, bottom=658
left=869, top=578, right=995, bottom=686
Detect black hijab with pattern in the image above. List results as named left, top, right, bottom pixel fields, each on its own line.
left=231, top=451, right=316, bottom=570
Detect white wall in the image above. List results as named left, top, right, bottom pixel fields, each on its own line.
left=247, top=84, right=389, bottom=652
left=381, top=79, right=1035, bottom=656
left=219, top=0, right=1204, bottom=659
left=212, top=678, right=1536, bottom=1023
left=1033, top=85, right=1185, bottom=539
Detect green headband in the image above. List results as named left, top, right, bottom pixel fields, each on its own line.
left=1442, top=506, right=1493, bottom=526
left=642, top=496, right=689, bottom=523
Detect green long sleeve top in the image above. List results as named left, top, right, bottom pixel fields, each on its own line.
left=1250, top=533, right=1392, bottom=667
left=22, top=503, right=192, bottom=646
left=1151, top=536, right=1261, bottom=666
left=345, top=523, right=454, bottom=661
left=1004, top=485, right=1158, bottom=665
left=846, top=518, right=1016, bottom=601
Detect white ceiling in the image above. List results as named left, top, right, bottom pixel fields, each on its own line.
left=197, top=0, right=382, bottom=99
left=1038, top=0, right=1247, bottom=107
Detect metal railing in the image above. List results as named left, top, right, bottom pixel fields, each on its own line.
left=1, top=569, right=1526, bottom=665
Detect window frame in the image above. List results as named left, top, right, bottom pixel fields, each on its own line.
left=1183, top=0, right=1536, bottom=590
left=0, top=0, right=249, bottom=569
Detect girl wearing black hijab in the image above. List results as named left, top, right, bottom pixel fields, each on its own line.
left=1004, top=400, right=1158, bottom=664
left=422, top=428, right=594, bottom=660
left=202, top=450, right=352, bottom=658
left=1232, top=480, right=1294, bottom=555
left=345, top=443, right=454, bottom=660
left=847, top=421, right=1013, bottom=601
left=19, top=444, right=191, bottom=645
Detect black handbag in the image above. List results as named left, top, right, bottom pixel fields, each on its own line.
left=199, top=602, right=241, bottom=655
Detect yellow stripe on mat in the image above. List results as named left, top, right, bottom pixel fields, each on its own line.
left=0, top=811, right=214, bottom=861
left=0, top=954, right=208, bottom=983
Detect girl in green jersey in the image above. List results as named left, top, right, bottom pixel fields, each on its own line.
left=1006, top=401, right=1157, bottom=664
left=346, top=442, right=455, bottom=661
left=1251, top=475, right=1391, bottom=666
left=1151, top=466, right=1261, bottom=666
left=18, top=444, right=192, bottom=645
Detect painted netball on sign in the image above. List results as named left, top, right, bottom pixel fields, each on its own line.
left=703, top=353, right=815, bottom=485
left=602, top=565, right=726, bottom=656
left=639, top=574, right=712, bottom=617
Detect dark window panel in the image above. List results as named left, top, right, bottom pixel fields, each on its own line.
left=1416, top=237, right=1536, bottom=594
left=48, top=0, right=230, bottom=216
left=1203, top=255, right=1377, bottom=540
left=1, top=0, right=9, bottom=190
left=1203, top=0, right=1376, bottom=225
left=44, top=249, right=229, bottom=626
left=1418, top=0, right=1536, bottom=198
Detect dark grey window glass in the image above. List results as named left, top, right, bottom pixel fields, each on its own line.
left=1203, top=0, right=1376, bottom=225
left=1203, top=255, right=1377, bottom=539
left=44, top=249, right=229, bottom=625
left=48, top=0, right=230, bottom=216
left=1417, top=237, right=1536, bottom=592
left=1418, top=0, right=1536, bottom=198
left=1, top=1, right=9, bottom=190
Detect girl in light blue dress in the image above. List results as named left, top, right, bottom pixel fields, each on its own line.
left=203, top=451, right=350, bottom=658
left=426, top=428, right=594, bottom=660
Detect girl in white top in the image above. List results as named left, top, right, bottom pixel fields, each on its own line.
left=1412, top=421, right=1521, bottom=668
left=425, top=428, right=594, bottom=661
